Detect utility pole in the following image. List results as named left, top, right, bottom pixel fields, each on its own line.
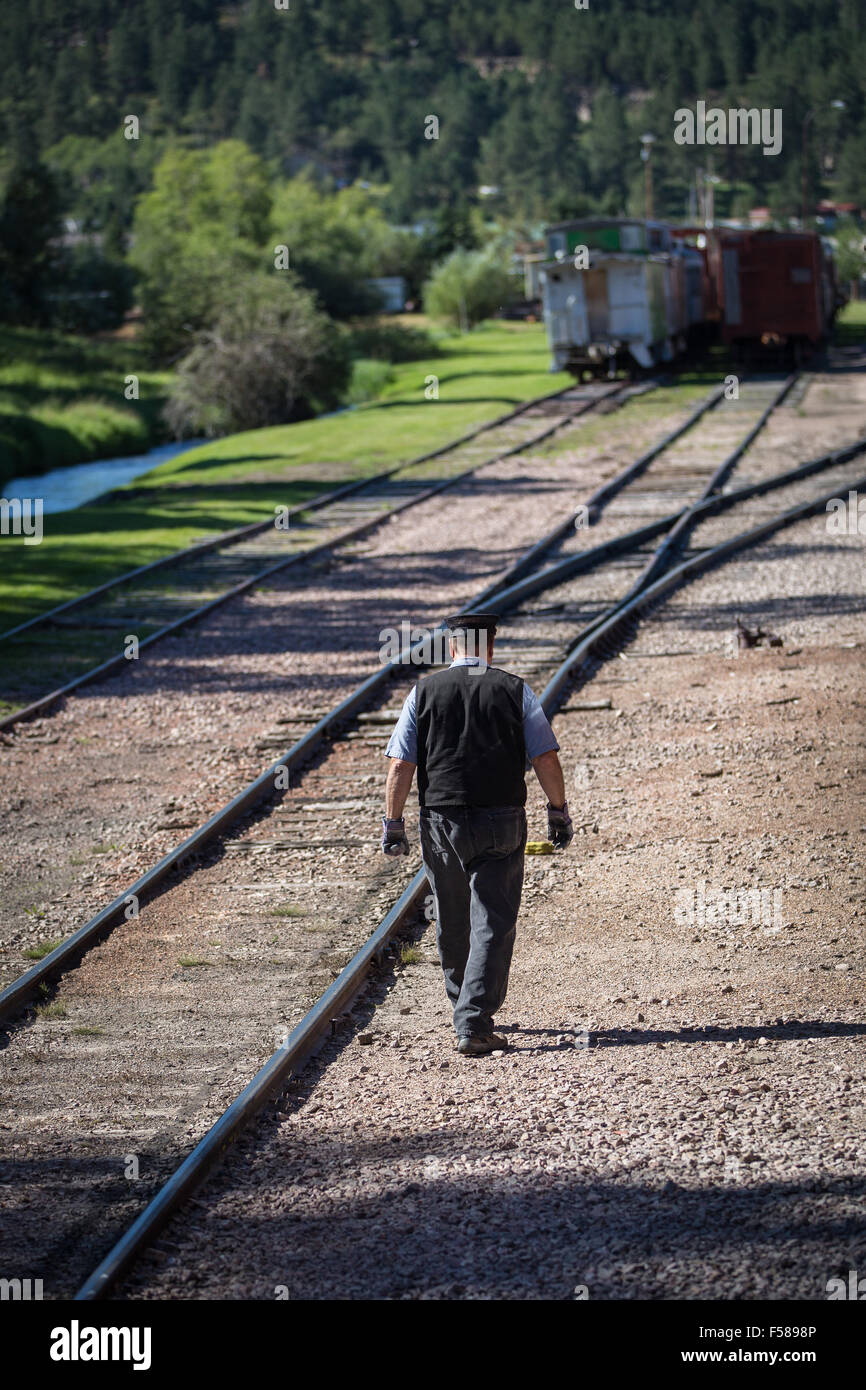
left=802, top=101, right=846, bottom=226
left=801, top=109, right=814, bottom=226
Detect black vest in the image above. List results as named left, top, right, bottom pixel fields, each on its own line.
left=415, top=664, right=527, bottom=809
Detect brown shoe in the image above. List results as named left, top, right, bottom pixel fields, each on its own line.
left=457, top=1033, right=509, bottom=1056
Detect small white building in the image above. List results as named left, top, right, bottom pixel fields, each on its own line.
left=365, top=277, right=407, bottom=313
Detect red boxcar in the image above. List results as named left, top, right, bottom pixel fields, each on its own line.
left=716, top=229, right=836, bottom=362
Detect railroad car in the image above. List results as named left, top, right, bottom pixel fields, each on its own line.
left=540, top=218, right=707, bottom=377
left=670, top=225, right=722, bottom=328
left=714, top=229, right=837, bottom=364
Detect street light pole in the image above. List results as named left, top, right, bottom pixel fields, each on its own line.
left=640, top=133, right=656, bottom=219
left=703, top=170, right=720, bottom=229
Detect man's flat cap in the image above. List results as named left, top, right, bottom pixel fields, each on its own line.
left=445, top=610, right=500, bottom=634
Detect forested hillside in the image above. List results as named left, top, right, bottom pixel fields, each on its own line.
left=2, top=0, right=864, bottom=470
left=2, top=0, right=864, bottom=228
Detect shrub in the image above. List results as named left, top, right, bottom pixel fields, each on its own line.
left=346, top=357, right=394, bottom=404
left=423, top=247, right=513, bottom=330
left=345, top=320, right=437, bottom=363
left=164, top=274, right=351, bottom=437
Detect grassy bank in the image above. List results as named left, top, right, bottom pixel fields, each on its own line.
left=834, top=298, right=866, bottom=347
left=0, top=326, right=171, bottom=488
left=0, top=322, right=570, bottom=632
left=132, top=320, right=567, bottom=492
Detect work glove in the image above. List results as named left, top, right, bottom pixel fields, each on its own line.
left=381, top=816, right=409, bottom=856
left=547, top=800, right=574, bottom=851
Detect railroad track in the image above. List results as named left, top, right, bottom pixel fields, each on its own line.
left=0, top=378, right=652, bottom=731
left=74, top=420, right=866, bottom=1301
left=8, top=367, right=862, bottom=1300
left=0, top=372, right=783, bottom=1022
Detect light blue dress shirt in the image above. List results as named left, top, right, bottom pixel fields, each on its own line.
left=385, top=657, right=559, bottom=764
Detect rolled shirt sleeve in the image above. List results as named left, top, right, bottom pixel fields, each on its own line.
left=522, top=681, right=559, bottom=760
left=385, top=686, right=418, bottom=762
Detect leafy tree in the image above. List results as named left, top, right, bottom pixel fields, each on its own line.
left=583, top=87, right=631, bottom=214
left=129, top=140, right=272, bottom=358
left=836, top=133, right=866, bottom=209
left=0, top=2, right=865, bottom=274
left=44, top=134, right=160, bottom=256
left=426, top=201, right=479, bottom=261
left=0, top=159, right=62, bottom=324
left=107, top=11, right=148, bottom=100
left=47, top=246, right=134, bottom=333
left=832, top=217, right=866, bottom=292
left=270, top=172, right=397, bottom=317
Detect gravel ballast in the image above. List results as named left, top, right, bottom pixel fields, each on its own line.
left=119, top=384, right=864, bottom=1301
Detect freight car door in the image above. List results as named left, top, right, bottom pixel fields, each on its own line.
left=608, top=263, right=647, bottom=341
left=585, top=268, right=609, bottom=339
left=722, top=247, right=742, bottom=325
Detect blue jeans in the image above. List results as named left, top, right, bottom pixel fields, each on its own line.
left=419, top=805, right=527, bottom=1038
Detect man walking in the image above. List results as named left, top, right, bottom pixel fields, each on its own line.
left=381, top=611, right=573, bottom=1056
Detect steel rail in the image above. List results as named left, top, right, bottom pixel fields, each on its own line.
left=0, top=478, right=645, bottom=1025
left=506, top=379, right=728, bottom=585
left=533, top=371, right=802, bottom=654
left=485, top=433, right=866, bottom=618
left=74, top=866, right=429, bottom=1300
left=0, top=379, right=586, bottom=646
left=622, top=370, right=798, bottom=599
left=0, top=384, right=831, bottom=1025
left=73, top=460, right=863, bottom=1302
left=0, top=380, right=637, bottom=734
left=539, top=469, right=866, bottom=711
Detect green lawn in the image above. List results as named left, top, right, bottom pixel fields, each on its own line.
left=0, top=321, right=570, bottom=632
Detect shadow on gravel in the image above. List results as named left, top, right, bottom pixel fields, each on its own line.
left=64, top=534, right=573, bottom=702
left=107, top=976, right=866, bottom=1301
left=125, top=1137, right=866, bottom=1300
left=655, top=583, right=866, bottom=633
left=0, top=1148, right=183, bottom=1299
left=506, top=1020, right=866, bottom=1052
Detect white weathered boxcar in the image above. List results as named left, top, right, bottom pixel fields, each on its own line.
left=540, top=218, right=705, bottom=376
